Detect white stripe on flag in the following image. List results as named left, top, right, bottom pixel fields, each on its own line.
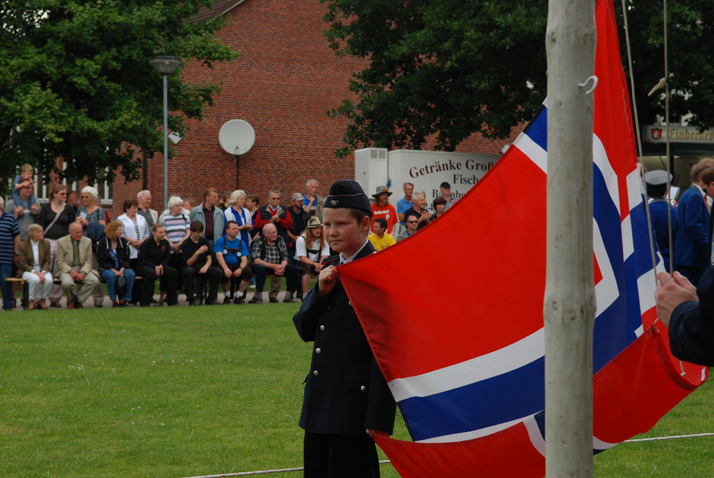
left=593, top=134, right=620, bottom=216
left=626, top=167, right=644, bottom=211
left=416, top=415, right=535, bottom=444
left=593, top=436, right=619, bottom=451
left=594, top=218, right=619, bottom=317
left=388, top=329, right=545, bottom=402
left=621, top=213, right=635, bottom=261
left=637, top=266, right=658, bottom=320
left=515, top=133, right=547, bottom=174
left=524, top=417, right=546, bottom=457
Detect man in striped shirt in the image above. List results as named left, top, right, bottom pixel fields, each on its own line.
left=0, top=196, right=22, bottom=310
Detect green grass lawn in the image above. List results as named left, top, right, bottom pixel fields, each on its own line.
left=1, top=305, right=712, bottom=477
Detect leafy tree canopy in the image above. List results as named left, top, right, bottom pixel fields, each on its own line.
left=0, top=0, right=238, bottom=185
left=322, top=0, right=714, bottom=156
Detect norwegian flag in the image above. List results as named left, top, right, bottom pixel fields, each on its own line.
left=336, top=0, right=707, bottom=476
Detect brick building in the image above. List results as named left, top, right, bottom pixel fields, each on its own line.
left=102, top=0, right=517, bottom=219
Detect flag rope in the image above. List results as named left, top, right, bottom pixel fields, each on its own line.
left=619, top=0, right=659, bottom=284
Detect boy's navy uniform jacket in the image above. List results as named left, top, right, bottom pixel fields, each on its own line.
left=293, top=242, right=396, bottom=435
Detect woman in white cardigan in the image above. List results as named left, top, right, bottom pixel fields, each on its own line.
left=223, top=190, right=254, bottom=248
left=116, top=198, right=150, bottom=268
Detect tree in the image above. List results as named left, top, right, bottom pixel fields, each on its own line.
left=0, top=0, right=238, bottom=185
left=322, top=0, right=714, bottom=156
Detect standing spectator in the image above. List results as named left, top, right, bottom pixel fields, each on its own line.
left=77, top=186, right=107, bottom=228
left=96, top=221, right=135, bottom=307
left=645, top=170, right=678, bottom=272
left=432, top=196, right=447, bottom=220
left=67, top=190, right=80, bottom=212
left=77, top=185, right=106, bottom=307
left=303, top=179, right=324, bottom=220
left=117, top=199, right=150, bottom=269
left=218, top=191, right=230, bottom=211
left=214, top=221, right=252, bottom=305
left=188, top=188, right=225, bottom=253
left=674, top=166, right=714, bottom=285
left=183, top=198, right=196, bottom=211
left=396, top=213, right=419, bottom=242
left=0, top=196, right=21, bottom=311
left=17, top=224, right=52, bottom=310
left=396, top=182, right=414, bottom=235
left=224, top=190, right=254, bottom=247
left=6, top=181, right=38, bottom=241
left=254, top=190, right=292, bottom=245
left=182, top=221, right=222, bottom=306
left=38, top=184, right=76, bottom=307
left=246, top=194, right=260, bottom=224
left=56, top=222, right=101, bottom=309
left=248, top=223, right=300, bottom=304
left=161, top=196, right=191, bottom=299
left=12, top=164, right=37, bottom=213
left=295, top=217, right=329, bottom=299
left=404, top=191, right=432, bottom=231
left=136, top=223, right=179, bottom=307
left=370, top=186, right=398, bottom=234
left=288, top=193, right=309, bottom=266
left=137, top=190, right=158, bottom=227
left=6, top=182, right=38, bottom=305
left=440, top=181, right=458, bottom=210
left=368, top=218, right=396, bottom=251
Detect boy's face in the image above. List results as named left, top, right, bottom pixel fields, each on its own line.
left=21, top=170, right=33, bottom=180
left=245, top=199, right=254, bottom=209
left=323, top=208, right=370, bottom=256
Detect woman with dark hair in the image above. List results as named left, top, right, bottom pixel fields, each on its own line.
left=136, top=223, right=178, bottom=307
left=97, top=221, right=135, bottom=307
left=432, top=196, right=447, bottom=220
left=38, top=183, right=76, bottom=307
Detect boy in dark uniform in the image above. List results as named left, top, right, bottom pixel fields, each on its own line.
left=293, top=179, right=396, bottom=478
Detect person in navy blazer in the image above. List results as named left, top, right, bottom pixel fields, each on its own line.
left=674, top=166, right=714, bottom=286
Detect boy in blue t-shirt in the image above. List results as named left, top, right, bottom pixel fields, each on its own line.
left=13, top=164, right=38, bottom=211
left=214, top=221, right=251, bottom=304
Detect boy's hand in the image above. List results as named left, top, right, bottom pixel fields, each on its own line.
left=318, top=265, right=338, bottom=297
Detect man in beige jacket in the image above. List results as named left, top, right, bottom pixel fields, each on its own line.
left=56, top=222, right=100, bottom=309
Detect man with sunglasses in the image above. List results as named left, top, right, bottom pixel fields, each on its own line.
left=396, top=214, right=419, bottom=242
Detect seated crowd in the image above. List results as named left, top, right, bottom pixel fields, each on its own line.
left=1, top=178, right=454, bottom=310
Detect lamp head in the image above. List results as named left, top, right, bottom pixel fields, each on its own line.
left=148, top=56, right=182, bottom=75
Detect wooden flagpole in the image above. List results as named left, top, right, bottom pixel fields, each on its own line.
left=544, top=0, right=597, bottom=476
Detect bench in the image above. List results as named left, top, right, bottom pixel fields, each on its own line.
left=6, top=269, right=315, bottom=309
left=5, top=276, right=143, bottom=310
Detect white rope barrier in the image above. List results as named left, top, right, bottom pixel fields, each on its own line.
left=177, top=434, right=714, bottom=478
left=625, top=432, right=714, bottom=443
left=177, top=460, right=392, bottom=478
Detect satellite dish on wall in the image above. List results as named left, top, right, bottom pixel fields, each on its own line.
left=219, top=120, right=255, bottom=156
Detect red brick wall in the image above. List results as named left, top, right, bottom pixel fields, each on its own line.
left=109, top=0, right=520, bottom=219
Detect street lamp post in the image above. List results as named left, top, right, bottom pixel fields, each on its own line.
left=148, top=55, right=182, bottom=210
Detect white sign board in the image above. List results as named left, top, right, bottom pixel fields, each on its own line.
left=355, top=148, right=500, bottom=205
left=644, top=125, right=714, bottom=143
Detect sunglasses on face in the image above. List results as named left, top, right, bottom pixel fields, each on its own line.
left=407, top=220, right=418, bottom=224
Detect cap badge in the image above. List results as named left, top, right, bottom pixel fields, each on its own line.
left=330, top=199, right=339, bottom=206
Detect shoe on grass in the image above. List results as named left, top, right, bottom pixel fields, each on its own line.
left=248, top=297, right=263, bottom=304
